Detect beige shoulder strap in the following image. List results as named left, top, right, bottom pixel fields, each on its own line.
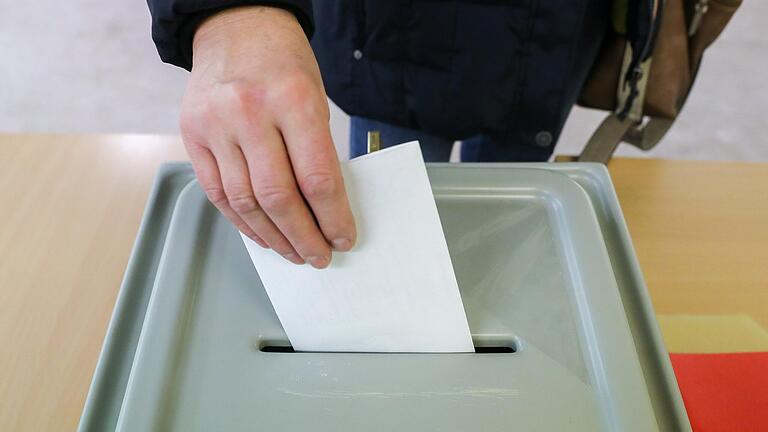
left=578, top=41, right=660, bottom=163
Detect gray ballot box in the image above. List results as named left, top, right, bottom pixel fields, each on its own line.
left=78, top=163, right=690, bottom=431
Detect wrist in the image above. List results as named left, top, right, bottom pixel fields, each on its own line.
left=194, top=6, right=299, bottom=49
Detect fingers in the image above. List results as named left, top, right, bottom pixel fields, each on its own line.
left=210, top=139, right=307, bottom=265
left=185, top=142, right=269, bottom=249
left=238, top=122, right=334, bottom=269
left=180, top=42, right=355, bottom=269
left=278, top=96, right=357, bottom=252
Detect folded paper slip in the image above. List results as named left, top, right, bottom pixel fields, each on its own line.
left=241, top=142, right=474, bottom=353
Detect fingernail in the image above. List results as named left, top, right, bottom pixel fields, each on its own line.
left=331, top=238, right=352, bottom=251
left=282, top=252, right=305, bottom=265
left=306, top=255, right=330, bottom=269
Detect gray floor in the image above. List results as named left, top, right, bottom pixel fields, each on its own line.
left=1, top=0, right=765, bottom=161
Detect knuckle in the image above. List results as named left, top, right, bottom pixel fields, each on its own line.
left=227, top=190, right=258, bottom=213
left=255, top=186, right=295, bottom=213
left=238, top=224, right=255, bottom=237
left=178, top=115, right=195, bottom=138
left=266, top=72, right=330, bottom=121
left=179, top=108, right=208, bottom=141
left=298, top=172, right=339, bottom=201
left=271, top=73, right=316, bottom=106
left=204, top=186, right=228, bottom=207
left=231, top=83, right=268, bottom=115
left=233, top=220, right=255, bottom=237
left=270, top=241, right=295, bottom=256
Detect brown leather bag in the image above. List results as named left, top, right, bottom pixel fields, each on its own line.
left=577, top=0, right=742, bottom=163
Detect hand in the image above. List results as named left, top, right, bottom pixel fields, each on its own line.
left=180, top=6, right=356, bottom=269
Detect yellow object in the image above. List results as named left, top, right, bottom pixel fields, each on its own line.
left=367, top=130, right=381, bottom=153
left=658, top=314, right=768, bottom=353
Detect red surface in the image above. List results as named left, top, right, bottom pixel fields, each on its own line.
left=670, top=352, right=768, bottom=432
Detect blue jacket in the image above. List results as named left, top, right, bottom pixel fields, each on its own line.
left=148, top=0, right=610, bottom=153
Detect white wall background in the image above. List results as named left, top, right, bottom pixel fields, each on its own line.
left=1, top=0, right=766, bottom=161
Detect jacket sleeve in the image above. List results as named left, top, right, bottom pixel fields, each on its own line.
left=147, top=0, right=314, bottom=70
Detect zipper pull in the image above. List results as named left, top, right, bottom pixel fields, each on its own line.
left=367, top=130, right=381, bottom=154
left=689, top=0, right=710, bottom=36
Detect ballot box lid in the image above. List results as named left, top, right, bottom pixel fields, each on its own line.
left=79, top=163, right=690, bottom=432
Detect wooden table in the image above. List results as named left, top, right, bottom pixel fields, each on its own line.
left=1, top=134, right=767, bottom=431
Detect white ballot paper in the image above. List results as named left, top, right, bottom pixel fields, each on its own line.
left=241, top=141, right=474, bottom=352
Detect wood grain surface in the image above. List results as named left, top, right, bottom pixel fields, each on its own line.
left=609, top=158, right=768, bottom=330
left=0, top=134, right=766, bottom=430
left=0, top=135, right=187, bottom=431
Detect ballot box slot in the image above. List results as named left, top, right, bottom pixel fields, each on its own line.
left=258, top=336, right=518, bottom=354
left=258, top=345, right=516, bottom=354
